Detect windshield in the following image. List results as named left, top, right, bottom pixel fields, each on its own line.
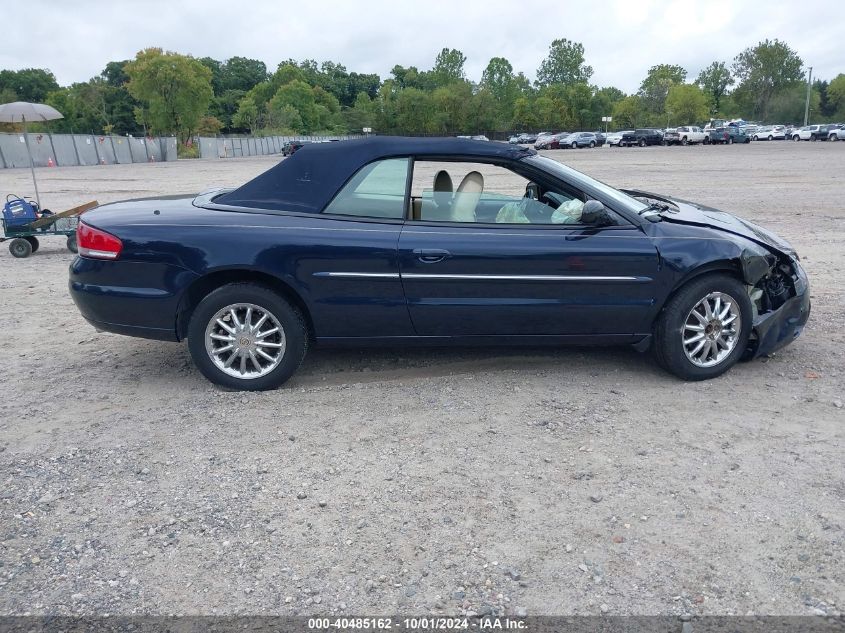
left=525, top=155, right=648, bottom=215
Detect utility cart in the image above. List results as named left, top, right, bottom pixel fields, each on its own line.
left=2, top=195, right=97, bottom=258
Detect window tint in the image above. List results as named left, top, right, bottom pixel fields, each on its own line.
left=323, top=158, right=409, bottom=219
left=410, top=161, right=586, bottom=225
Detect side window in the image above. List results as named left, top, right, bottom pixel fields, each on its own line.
left=409, top=161, right=586, bottom=225
left=323, top=158, right=409, bottom=219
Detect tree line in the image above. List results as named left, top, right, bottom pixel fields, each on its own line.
left=2, top=39, right=844, bottom=146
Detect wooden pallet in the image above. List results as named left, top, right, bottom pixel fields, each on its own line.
left=28, top=201, right=99, bottom=229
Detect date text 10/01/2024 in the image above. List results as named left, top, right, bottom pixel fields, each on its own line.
left=307, top=617, right=527, bottom=630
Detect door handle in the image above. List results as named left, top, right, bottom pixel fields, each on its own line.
left=413, top=248, right=451, bottom=263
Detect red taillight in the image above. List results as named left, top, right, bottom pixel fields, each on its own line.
left=77, top=221, right=123, bottom=260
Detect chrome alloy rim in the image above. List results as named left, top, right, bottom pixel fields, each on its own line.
left=204, top=303, right=286, bottom=379
left=682, top=292, right=741, bottom=368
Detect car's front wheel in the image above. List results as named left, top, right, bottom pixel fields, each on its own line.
left=187, top=283, right=308, bottom=390
left=653, top=275, right=752, bottom=381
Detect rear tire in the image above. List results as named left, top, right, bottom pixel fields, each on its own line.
left=9, top=238, right=33, bottom=258
left=24, top=236, right=39, bottom=252
left=653, top=275, right=752, bottom=381
left=66, top=234, right=78, bottom=253
left=187, top=282, right=308, bottom=391
left=768, top=135, right=774, bottom=141
left=793, top=135, right=800, bottom=141
left=639, top=138, right=646, bottom=147
left=589, top=141, right=595, bottom=148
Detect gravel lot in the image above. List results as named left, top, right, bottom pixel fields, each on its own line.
left=0, top=142, right=842, bottom=617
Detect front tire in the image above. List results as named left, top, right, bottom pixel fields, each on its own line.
left=639, top=138, right=646, bottom=147
left=187, top=283, right=308, bottom=391
left=653, top=275, right=752, bottom=381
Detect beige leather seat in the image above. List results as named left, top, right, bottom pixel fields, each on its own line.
left=450, top=171, right=483, bottom=222
left=417, top=170, right=455, bottom=220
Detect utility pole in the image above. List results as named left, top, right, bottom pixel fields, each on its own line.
left=803, top=66, right=813, bottom=126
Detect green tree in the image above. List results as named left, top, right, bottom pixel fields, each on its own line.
left=268, top=79, right=319, bottom=131
left=665, top=84, right=710, bottom=125
left=536, top=39, right=593, bottom=87
left=638, top=64, right=687, bottom=114
left=612, top=95, right=644, bottom=129
left=125, top=48, right=213, bottom=142
left=395, top=88, right=435, bottom=134
left=0, top=68, right=59, bottom=102
left=511, top=97, right=536, bottom=131
left=732, top=39, right=803, bottom=119
left=696, top=61, right=734, bottom=114
left=222, top=57, right=267, bottom=93
left=481, top=57, right=518, bottom=125
left=827, top=74, right=845, bottom=119
left=431, top=48, right=467, bottom=87
left=232, top=95, right=259, bottom=132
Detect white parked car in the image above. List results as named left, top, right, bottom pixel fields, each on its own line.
left=792, top=125, right=823, bottom=141
left=828, top=126, right=845, bottom=141
left=606, top=130, right=632, bottom=146
left=753, top=125, right=786, bottom=141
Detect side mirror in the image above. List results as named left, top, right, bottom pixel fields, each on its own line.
left=581, top=200, right=612, bottom=226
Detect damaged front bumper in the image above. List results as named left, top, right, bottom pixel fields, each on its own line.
left=748, top=261, right=811, bottom=358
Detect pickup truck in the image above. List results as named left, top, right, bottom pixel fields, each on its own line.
left=663, top=126, right=707, bottom=145
left=619, top=128, right=663, bottom=147
left=706, top=127, right=750, bottom=144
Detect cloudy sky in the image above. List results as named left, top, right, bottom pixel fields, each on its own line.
left=4, top=0, right=843, bottom=91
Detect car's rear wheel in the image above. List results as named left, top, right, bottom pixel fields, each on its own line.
left=187, top=283, right=308, bottom=391
left=639, top=138, right=646, bottom=147
left=810, top=134, right=817, bottom=141
left=66, top=234, right=78, bottom=253
left=653, top=275, right=751, bottom=381
left=793, top=135, right=800, bottom=141
left=589, top=141, right=595, bottom=148
left=768, top=135, right=774, bottom=141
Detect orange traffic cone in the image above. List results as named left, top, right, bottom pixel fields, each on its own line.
left=47, top=157, right=54, bottom=167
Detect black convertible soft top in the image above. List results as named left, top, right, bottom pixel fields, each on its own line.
left=215, top=136, right=536, bottom=213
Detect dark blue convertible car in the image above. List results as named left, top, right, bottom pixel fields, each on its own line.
left=69, top=137, right=810, bottom=390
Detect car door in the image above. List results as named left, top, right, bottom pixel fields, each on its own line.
left=302, top=157, right=415, bottom=339
left=398, top=160, right=660, bottom=338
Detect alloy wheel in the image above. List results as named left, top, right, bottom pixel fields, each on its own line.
left=682, top=292, right=741, bottom=368
left=204, top=303, right=286, bottom=379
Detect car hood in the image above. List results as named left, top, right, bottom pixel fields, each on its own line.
left=623, top=189, right=797, bottom=259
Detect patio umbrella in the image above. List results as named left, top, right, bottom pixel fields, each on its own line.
left=0, top=101, right=64, bottom=210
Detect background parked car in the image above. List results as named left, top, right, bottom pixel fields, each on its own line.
left=620, top=129, right=663, bottom=147
left=535, top=132, right=570, bottom=149
left=828, top=125, right=845, bottom=141
left=606, top=130, right=632, bottom=146
left=753, top=125, right=786, bottom=141
left=707, top=127, right=750, bottom=144
left=561, top=132, right=604, bottom=148
left=663, top=126, right=707, bottom=145
left=792, top=125, right=823, bottom=141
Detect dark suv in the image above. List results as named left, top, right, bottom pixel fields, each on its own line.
left=706, top=127, right=750, bottom=145
left=620, top=129, right=663, bottom=147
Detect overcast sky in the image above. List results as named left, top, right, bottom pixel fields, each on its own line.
left=3, top=0, right=843, bottom=92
